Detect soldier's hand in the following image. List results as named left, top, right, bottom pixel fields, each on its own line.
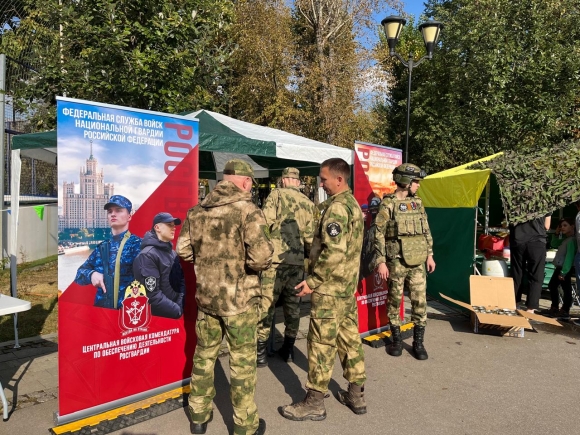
left=426, top=255, right=436, bottom=273
left=91, top=272, right=107, bottom=293
left=376, top=263, right=389, bottom=281
left=295, top=280, right=313, bottom=297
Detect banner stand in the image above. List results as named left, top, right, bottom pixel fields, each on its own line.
left=52, top=378, right=188, bottom=426
left=353, top=141, right=415, bottom=347
left=51, top=380, right=190, bottom=435
left=361, top=322, right=414, bottom=349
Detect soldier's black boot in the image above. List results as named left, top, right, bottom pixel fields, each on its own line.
left=337, top=383, right=367, bottom=415
left=387, top=325, right=403, bottom=356
left=412, top=325, right=428, bottom=360
left=252, top=418, right=266, bottom=435
left=257, top=340, right=269, bottom=367
left=277, top=336, right=296, bottom=362
left=190, top=410, right=213, bottom=434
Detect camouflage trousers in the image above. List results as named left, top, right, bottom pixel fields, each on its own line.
left=306, top=292, right=366, bottom=393
left=189, top=306, right=259, bottom=435
left=257, top=264, right=303, bottom=341
left=387, top=258, right=427, bottom=327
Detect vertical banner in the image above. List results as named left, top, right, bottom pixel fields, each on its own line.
left=353, top=141, right=403, bottom=336
left=56, top=97, right=199, bottom=421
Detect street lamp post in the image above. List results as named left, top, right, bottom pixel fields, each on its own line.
left=381, top=16, right=443, bottom=164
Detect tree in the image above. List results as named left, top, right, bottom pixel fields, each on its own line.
left=1, top=0, right=236, bottom=129
left=291, top=0, right=398, bottom=148
left=375, top=0, right=580, bottom=173
left=226, top=0, right=301, bottom=132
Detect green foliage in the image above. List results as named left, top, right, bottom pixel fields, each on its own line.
left=469, top=139, right=580, bottom=224
left=375, top=0, right=580, bottom=173
left=227, top=0, right=301, bottom=132
left=1, top=0, right=235, bottom=128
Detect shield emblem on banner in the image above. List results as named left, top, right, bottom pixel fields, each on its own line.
left=119, top=281, right=151, bottom=333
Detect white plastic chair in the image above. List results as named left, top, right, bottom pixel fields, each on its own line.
left=0, top=294, right=31, bottom=421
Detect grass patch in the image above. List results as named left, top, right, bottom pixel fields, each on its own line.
left=0, top=258, right=58, bottom=343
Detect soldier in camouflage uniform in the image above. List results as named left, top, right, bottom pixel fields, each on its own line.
left=280, top=158, right=367, bottom=422
left=75, top=195, right=141, bottom=309
left=177, top=160, right=273, bottom=435
left=372, top=163, right=436, bottom=360
left=257, top=167, right=316, bottom=366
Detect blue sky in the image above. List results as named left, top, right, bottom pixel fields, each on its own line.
left=374, top=0, right=428, bottom=26
left=403, top=0, right=428, bottom=19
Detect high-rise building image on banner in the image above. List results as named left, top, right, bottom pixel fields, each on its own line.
left=59, top=142, right=115, bottom=231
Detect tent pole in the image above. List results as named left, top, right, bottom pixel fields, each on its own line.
left=473, top=207, right=479, bottom=274
left=0, top=54, right=6, bottom=261
left=10, top=149, right=22, bottom=348
left=484, top=178, right=490, bottom=235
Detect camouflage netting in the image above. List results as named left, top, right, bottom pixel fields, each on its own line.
left=468, top=140, right=580, bottom=225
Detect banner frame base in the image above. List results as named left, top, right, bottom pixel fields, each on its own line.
left=361, top=321, right=414, bottom=348
left=52, top=379, right=190, bottom=434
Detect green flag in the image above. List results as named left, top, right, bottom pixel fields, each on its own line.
left=33, top=205, right=45, bottom=220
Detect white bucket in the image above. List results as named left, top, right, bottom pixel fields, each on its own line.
left=482, top=258, right=509, bottom=277
left=502, top=247, right=510, bottom=260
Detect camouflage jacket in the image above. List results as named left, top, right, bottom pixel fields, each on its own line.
left=262, top=186, right=315, bottom=266
left=176, top=180, right=273, bottom=316
left=74, top=230, right=142, bottom=309
left=306, top=189, right=363, bottom=298
left=372, top=193, right=433, bottom=267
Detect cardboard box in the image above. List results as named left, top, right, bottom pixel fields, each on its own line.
left=470, top=315, right=524, bottom=338
left=441, top=275, right=561, bottom=337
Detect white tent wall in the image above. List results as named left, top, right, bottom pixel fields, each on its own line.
left=212, top=152, right=270, bottom=179
left=8, top=149, right=58, bottom=266
left=3, top=205, right=58, bottom=264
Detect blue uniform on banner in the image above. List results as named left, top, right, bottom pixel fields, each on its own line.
left=75, top=230, right=142, bottom=309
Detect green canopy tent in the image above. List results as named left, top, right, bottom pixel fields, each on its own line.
left=183, top=110, right=353, bottom=179
left=11, top=130, right=57, bottom=164
left=418, top=153, right=503, bottom=304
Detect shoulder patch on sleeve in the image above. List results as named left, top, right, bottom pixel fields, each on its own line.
left=144, top=276, right=157, bottom=292
left=326, top=222, right=341, bottom=237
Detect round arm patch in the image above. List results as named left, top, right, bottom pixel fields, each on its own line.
left=326, top=222, right=342, bottom=237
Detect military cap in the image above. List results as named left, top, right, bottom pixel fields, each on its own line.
left=153, top=212, right=181, bottom=226
left=223, top=159, right=257, bottom=185
left=281, top=167, right=300, bottom=180
left=104, top=195, right=132, bottom=212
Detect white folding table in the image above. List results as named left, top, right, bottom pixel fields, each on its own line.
left=0, top=294, right=31, bottom=421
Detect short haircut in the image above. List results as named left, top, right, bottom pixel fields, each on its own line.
left=560, top=217, right=575, bottom=227
left=321, top=158, right=350, bottom=180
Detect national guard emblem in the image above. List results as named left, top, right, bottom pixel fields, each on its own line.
left=374, top=271, right=383, bottom=288
left=144, top=276, right=157, bottom=292
left=119, top=280, right=151, bottom=336
left=326, top=222, right=341, bottom=237
left=399, top=203, right=408, bottom=212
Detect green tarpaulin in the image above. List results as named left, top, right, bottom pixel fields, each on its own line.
left=12, top=130, right=57, bottom=164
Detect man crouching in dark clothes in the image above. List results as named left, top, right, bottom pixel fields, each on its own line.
left=133, top=212, right=185, bottom=319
